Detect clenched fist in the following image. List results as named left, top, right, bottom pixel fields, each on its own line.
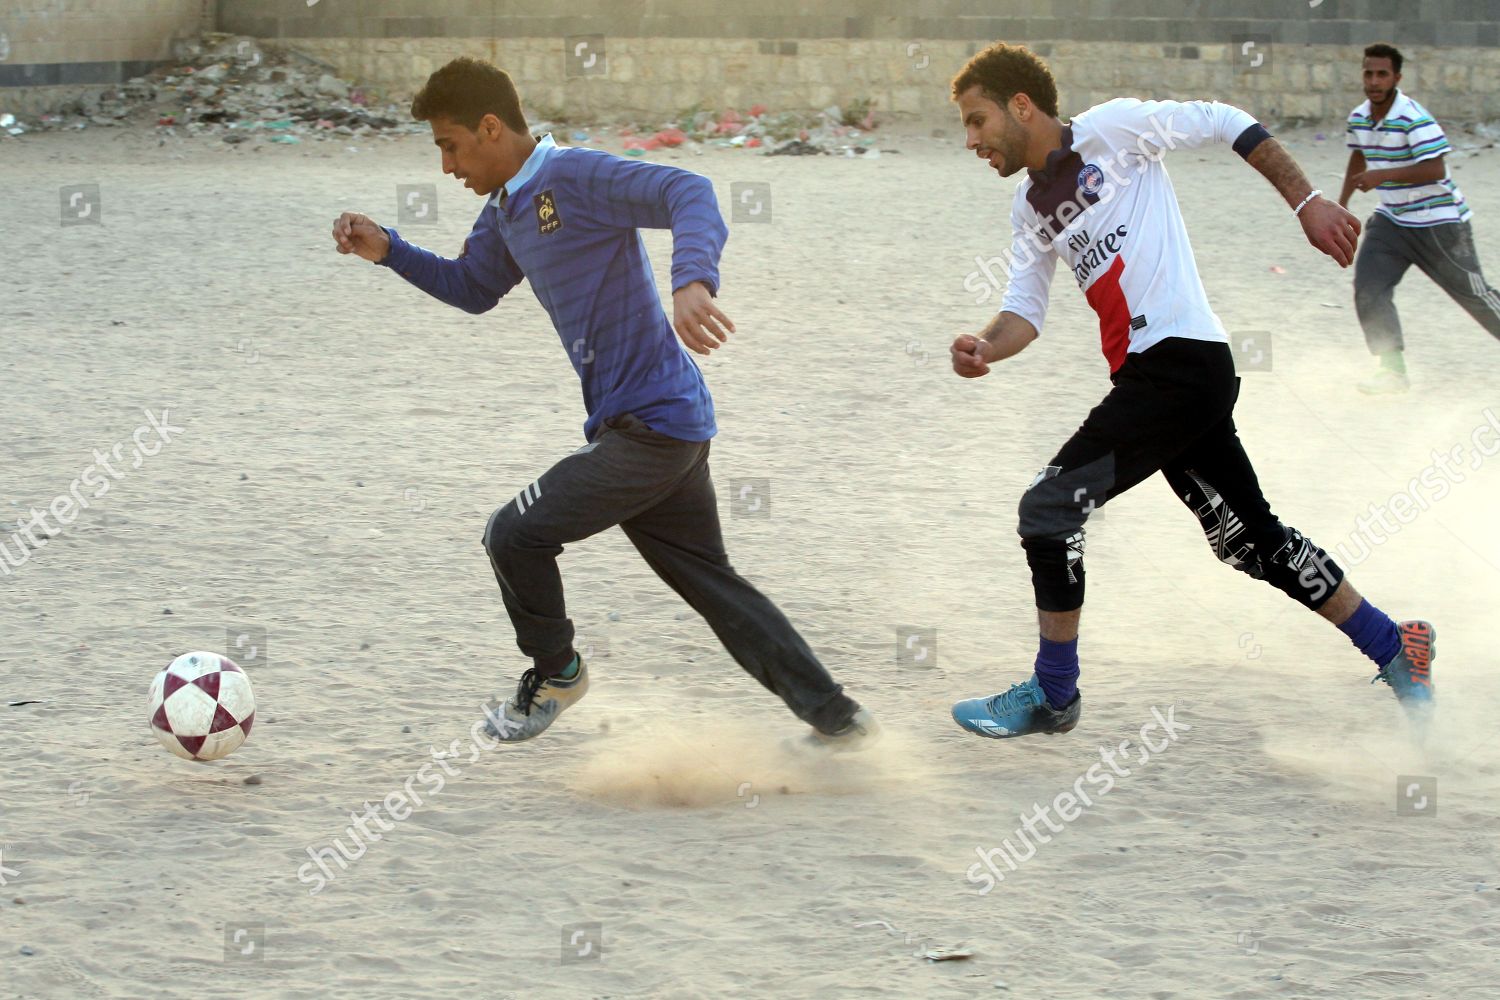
left=331, top=212, right=391, bottom=263
left=951, top=333, right=998, bottom=378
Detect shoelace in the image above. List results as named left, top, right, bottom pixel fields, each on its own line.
left=985, top=680, right=1043, bottom=716
left=513, top=668, right=546, bottom=716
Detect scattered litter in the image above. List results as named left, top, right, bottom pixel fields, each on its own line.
left=651, top=102, right=891, bottom=157
left=0, top=31, right=424, bottom=144
left=0, top=41, right=903, bottom=160
left=921, top=946, right=973, bottom=962
left=1269, top=265, right=1286, bottom=274
left=854, top=920, right=898, bottom=933
left=768, top=139, right=826, bottom=156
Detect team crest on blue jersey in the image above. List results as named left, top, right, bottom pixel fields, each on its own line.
left=1077, top=163, right=1105, bottom=199
left=534, top=189, right=562, bottom=235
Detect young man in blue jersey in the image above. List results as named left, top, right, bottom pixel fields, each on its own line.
left=331, top=58, right=877, bottom=748
left=942, top=43, right=1434, bottom=740
left=1340, top=43, right=1500, bottom=394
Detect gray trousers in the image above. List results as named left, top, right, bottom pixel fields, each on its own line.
left=1354, top=212, right=1500, bottom=354
left=481, top=413, right=859, bottom=734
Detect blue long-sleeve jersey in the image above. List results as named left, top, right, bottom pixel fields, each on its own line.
left=378, top=142, right=727, bottom=442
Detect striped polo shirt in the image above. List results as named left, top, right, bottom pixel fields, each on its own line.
left=1346, top=90, right=1471, bottom=227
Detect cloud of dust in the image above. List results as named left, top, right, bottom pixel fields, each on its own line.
left=567, top=717, right=933, bottom=809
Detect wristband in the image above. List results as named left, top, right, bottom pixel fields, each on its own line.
left=1293, top=189, right=1322, bottom=216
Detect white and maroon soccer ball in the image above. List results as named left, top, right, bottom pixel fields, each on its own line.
left=148, top=651, right=256, bottom=762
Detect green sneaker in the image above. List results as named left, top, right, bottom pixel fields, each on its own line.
left=1357, top=368, right=1409, bottom=395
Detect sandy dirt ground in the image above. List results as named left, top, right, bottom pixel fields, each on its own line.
left=2, top=114, right=1498, bottom=999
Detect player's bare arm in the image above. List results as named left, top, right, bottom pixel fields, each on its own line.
left=951, top=311, right=1038, bottom=377
left=1337, top=148, right=1365, bottom=208
left=1246, top=138, right=1362, bottom=268
left=672, top=279, right=735, bottom=356
left=1352, top=154, right=1449, bottom=192
left=332, top=211, right=392, bottom=263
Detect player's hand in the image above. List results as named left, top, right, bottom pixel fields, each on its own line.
left=1351, top=171, right=1381, bottom=192
left=1298, top=197, right=1361, bottom=268
left=951, top=334, right=997, bottom=378
left=332, top=212, right=392, bottom=263
left=672, top=281, right=734, bottom=355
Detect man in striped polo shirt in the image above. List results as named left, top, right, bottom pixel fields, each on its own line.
left=330, top=58, right=877, bottom=748
left=1340, top=42, right=1500, bottom=394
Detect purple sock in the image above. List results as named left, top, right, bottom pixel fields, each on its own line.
left=1034, top=636, right=1080, bottom=709
left=1338, top=598, right=1401, bottom=668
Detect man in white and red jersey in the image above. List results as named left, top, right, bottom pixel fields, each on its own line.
left=943, top=43, right=1434, bottom=740
left=1339, top=42, right=1500, bottom=394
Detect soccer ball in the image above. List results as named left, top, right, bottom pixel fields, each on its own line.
left=148, top=651, right=257, bottom=762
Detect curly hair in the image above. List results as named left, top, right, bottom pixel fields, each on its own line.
left=1364, top=42, right=1403, bottom=75
left=411, top=57, right=528, bottom=133
left=950, top=42, right=1059, bottom=118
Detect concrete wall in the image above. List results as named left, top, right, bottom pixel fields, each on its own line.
left=210, top=0, right=1499, bottom=124
left=214, top=0, right=1500, bottom=48
left=253, top=35, right=1499, bottom=126
left=0, top=0, right=208, bottom=113
left=3, top=1, right=1496, bottom=123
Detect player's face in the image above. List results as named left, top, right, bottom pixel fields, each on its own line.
left=958, top=87, right=1028, bottom=178
left=1362, top=57, right=1400, bottom=106
left=430, top=115, right=506, bottom=196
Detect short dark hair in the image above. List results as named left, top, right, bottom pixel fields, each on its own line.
left=950, top=42, right=1060, bottom=118
left=411, top=57, right=528, bottom=133
left=1364, top=43, right=1403, bottom=74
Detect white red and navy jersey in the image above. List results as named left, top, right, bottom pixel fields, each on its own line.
left=1000, top=98, right=1270, bottom=373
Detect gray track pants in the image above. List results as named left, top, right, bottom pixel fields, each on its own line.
left=481, top=413, right=860, bottom=734
left=1354, top=213, right=1500, bottom=354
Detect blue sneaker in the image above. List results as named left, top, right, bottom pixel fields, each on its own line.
left=1372, top=620, right=1434, bottom=713
left=952, top=675, right=1081, bottom=739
